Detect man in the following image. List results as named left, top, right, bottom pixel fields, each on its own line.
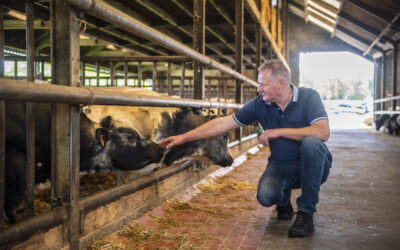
left=159, top=59, right=332, bottom=238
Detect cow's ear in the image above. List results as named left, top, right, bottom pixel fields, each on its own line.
left=95, top=128, right=111, bottom=147
left=100, top=116, right=114, bottom=129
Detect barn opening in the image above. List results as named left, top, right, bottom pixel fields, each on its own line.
left=299, top=51, right=374, bottom=129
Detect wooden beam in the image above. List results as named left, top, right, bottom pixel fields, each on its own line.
left=3, top=19, right=50, bottom=29
left=236, top=0, right=244, bottom=104
left=245, top=0, right=288, bottom=67
left=193, top=0, right=205, bottom=100
left=25, top=0, right=35, bottom=219
left=50, top=0, right=80, bottom=248
left=0, top=3, right=5, bottom=230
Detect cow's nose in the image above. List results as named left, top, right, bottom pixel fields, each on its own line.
left=218, top=156, right=233, bottom=167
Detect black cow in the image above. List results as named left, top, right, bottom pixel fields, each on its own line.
left=4, top=101, right=164, bottom=223
left=375, top=114, right=390, bottom=131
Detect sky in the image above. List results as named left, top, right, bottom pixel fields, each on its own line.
left=299, top=51, right=374, bottom=85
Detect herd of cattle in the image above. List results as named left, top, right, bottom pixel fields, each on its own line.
left=4, top=87, right=235, bottom=224
left=375, top=114, right=400, bottom=135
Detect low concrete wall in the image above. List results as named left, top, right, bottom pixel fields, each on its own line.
left=10, top=137, right=259, bottom=250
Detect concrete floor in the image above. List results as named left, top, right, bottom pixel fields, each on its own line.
left=258, top=129, right=400, bottom=250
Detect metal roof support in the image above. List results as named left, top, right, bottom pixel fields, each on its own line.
left=363, top=12, right=400, bottom=56
left=69, top=0, right=258, bottom=87
left=346, top=0, right=394, bottom=23
left=235, top=0, right=244, bottom=104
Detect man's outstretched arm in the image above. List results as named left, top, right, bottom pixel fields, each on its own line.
left=159, top=115, right=240, bottom=149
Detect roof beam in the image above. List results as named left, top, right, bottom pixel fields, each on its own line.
left=346, top=0, right=393, bottom=24
left=363, top=12, right=400, bottom=56
left=208, top=0, right=261, bottom=60
left=336, top=25, right=385, bottom=54
left=169, top=0, right=254, bottom=66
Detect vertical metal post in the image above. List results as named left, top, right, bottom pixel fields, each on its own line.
left=152, top=62, right=158, bottom=91
left=138, top=61, right=142, bottom=88
left=50, top=1, right=80, bottom=248
left=392, top=43, right=397, bottom=111
left=283, top=0, right=288, bottom=58
left=180, top=62, right=185, bottom=98
left=25, top=0, right=35, bottom=220
left=96, top=62, right=100, bottom=86
left=110, top=62, right=114, bottom=86
left=381, top=53, right=386, bottom=110
left=81, top=62, right=85, bottom=86
left=189, top=78, right=192, bottom=98
left=208, top=79, right=211, bottom=100
left=217, top=79, right=221, bottom=116
left=0, top=3, right=5, bottom=229
left=193, top=0, right=205, bottom=100
left=14, top=60, right=18, bottom=79
left=41, top=61, right=45, bottom=81
left=124, top=62, right=128, bottom=86
left=255, top=22, right=262, bottom=77
left=276, top=0, right=280, bottom=45
left=236, top=0, right=244, bottom=149
left=167, top=62, right=172, bottom=95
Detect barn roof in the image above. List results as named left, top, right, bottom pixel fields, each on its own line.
left=288, top=0, right=400, bottom=59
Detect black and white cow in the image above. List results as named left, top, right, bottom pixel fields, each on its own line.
left=4, top=101, right=164, bottom=223
left=84, top=87, right=234, bottom=168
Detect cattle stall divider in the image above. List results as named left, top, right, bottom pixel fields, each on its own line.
left=0, top=78, right=261, bottom=248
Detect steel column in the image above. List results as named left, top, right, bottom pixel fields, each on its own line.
left=110, top=62, right=114, bottom=86
left=25, top=0, right=35, bottom=220
left=96, top=62, right=100, bottom=86
left=167, top=62, right=172, bottom=95
left=0, top=3, right=5, bottom=229
left=392, top=43, right=398, bottom=110
left=152, top=62, right=157, bottom=91
left=81, top=62, right=86, bottom=86
left=381, top=53, right=386, bottom=110
left=138, top=61, right=142, bottom=88
left=180, top=62, right=185, bottom=98
left=124, top=62, right=128, bottom=86
left=193, top=0, right=205, bottom=99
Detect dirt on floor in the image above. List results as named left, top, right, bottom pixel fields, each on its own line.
left=86, top=145, right=273, bottom=250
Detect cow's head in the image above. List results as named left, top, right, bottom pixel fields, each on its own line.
left=87, top=116, right=164, bottom=172
left=162, top=109, right=233, bottom=167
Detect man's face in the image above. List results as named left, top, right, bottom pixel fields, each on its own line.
left=257, top=69, right=281, bottom=102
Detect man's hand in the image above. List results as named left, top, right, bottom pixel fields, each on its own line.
left=259, top=129, right=281, bottom=145
left=159, top=135, right=186, bottom=149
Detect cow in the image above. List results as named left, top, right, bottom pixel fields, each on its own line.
left=387, top=114, right=400, bottom=135
left=375, top=114, right=390, bottom=131
left=4, top=101, right=164, bottom=223
left=83, top=87, right=234, bottom=167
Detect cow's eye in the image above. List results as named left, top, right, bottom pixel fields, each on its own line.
left=127, top=135, right=135, bottom=141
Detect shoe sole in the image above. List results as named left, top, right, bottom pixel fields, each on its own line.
left=288, top=228, right=314, bottom=238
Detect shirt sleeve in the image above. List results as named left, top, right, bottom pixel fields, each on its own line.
left=307, top=90, right=328, bottom=125
left=232, top=97, right=258, bottom=127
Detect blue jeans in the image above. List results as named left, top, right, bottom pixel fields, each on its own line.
left=256, top=136, right=332, bottom=214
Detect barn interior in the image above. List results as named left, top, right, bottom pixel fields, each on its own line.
left=0, top=0, right=400, bottom=249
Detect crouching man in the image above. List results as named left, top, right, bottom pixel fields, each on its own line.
left=160, top=59, right=332, bottom=238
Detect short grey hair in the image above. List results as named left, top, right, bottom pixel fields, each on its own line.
left=258, top=59, right=291, bottom=83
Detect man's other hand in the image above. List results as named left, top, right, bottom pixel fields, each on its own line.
left=159, top=135, right=186, bottom=149
left=259, top=129, right=281, bottom=145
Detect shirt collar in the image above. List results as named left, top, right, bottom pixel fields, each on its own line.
left=265, top=82, right=299, bottom=105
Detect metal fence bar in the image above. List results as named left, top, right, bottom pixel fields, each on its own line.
left=374, top=95, right=400, bottom=103
left=0, top=79, right=244, bottom=109
left=373, top=111, right=400, bottom=115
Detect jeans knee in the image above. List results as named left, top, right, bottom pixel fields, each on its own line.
left=301, top=136, right=323, bottom=154
left=257, top=188, right=277, bottom=207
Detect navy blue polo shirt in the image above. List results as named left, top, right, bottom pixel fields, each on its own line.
left=232, top=84, right=328, bottom=161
